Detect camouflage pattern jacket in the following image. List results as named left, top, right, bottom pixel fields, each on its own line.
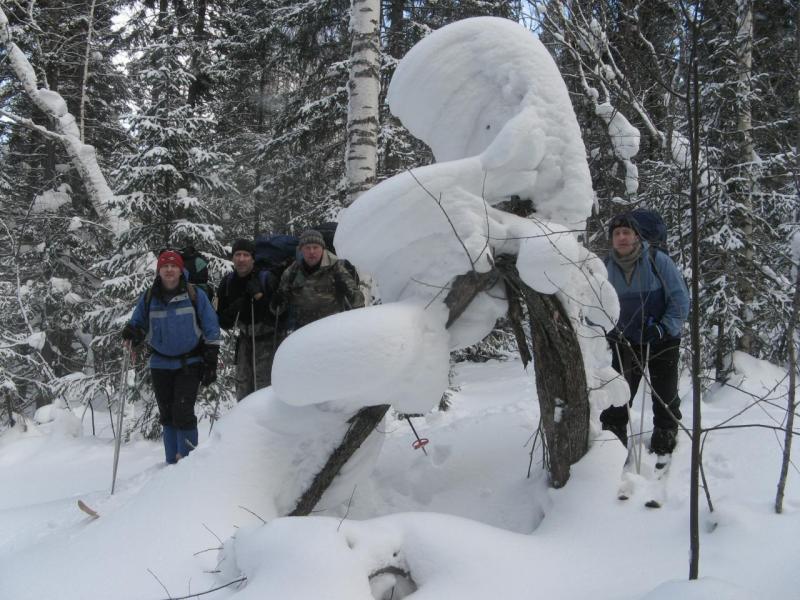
left=277, top=251, right=364, bottom=330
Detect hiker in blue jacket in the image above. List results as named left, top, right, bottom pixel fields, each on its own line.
left=121, top=250, right=221, bottom=464
left=601, top=213, right=690, bottom=455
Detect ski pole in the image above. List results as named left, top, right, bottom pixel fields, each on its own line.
left=251, top=300, right=257, bottom=393
left=613, top=342, right=637, bottom=470
left=273, top=315, right=279, bottom=354
left=636, top=343, right=650, bottom=474
left=110, top=347, right=130, bottom=495
left=406, top=416, right=429, bottom=456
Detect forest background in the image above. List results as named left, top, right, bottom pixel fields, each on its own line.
left=0, top=0, right=797, bottom=441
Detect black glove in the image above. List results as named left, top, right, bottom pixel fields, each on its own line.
left=121, top=323, right=145, bottom=347
left=201, top=346, right=219, bottom=386
left=333, top=273, right=349, bottom=302
left=643, top=321, right=665, bottom=344
left=270, top=292, right=287, bottom=316
left=219, top=297, right=244, bottom=326
left=245, top=277, right=263, bottom=300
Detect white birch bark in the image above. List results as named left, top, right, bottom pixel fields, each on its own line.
left=0, top=7, right=125, bottom=234
left=344, top=0, right=381, bottom=206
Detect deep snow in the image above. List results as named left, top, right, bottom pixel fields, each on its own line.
left=0, top=352, right=797, bottom=599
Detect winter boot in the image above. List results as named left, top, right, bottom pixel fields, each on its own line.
left=650, top=427, right=677, bottom=455
left=163, top=425, right=179, bottom=464
left=602, top=421, right=628, bottom=448
left=176, top=428, right=199, bottom=459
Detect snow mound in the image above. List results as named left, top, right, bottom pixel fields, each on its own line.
left=273, top=303, right=449, bottom=415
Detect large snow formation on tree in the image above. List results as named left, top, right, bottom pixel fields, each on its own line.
left=278, top=16, right=623, bottom=419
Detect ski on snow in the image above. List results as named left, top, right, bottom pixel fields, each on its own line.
left=77, top=499, right=99, bottom=518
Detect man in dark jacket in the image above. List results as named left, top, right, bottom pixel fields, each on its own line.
left=602, top=214, right=690, bottom=455
left=216, top=239, right=277, bottom=400
left=122, top=250, right=221, bottom=464
left=271, top=229, right=364, bottom=332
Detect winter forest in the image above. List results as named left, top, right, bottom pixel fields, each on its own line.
left=1, top=0, right=800, bottom=599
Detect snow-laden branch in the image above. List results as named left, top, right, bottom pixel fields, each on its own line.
left=0, top=7, right=127, bottom=234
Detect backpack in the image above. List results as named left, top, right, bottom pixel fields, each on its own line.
left=255, top=234, right=299, bottom=279
left=222, top=234, right=299, bottom=297
left=622, top=208, right=676, bottom=292
left=314, top=222, right=339, bottom=255
left=627, top=209, right=668, bottom=255
left=180, top=245, right=214, bottom=302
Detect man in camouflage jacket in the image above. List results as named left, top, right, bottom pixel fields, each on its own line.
left=272, top=229, right=364, bottom=333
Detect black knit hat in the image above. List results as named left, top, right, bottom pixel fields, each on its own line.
left=298, top=229, right=326, bottom=248
left=231, top=238, right=255, bottom=257
left=608, top=213, right=639, bottom=239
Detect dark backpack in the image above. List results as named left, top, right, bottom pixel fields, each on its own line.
left=314, top=222, right=339, bottom=255
left=255, top=234, right=299, bottom=278
left=180, top=245, right=214, bottom=302
left=624, top=208, right=679, bottom=292
left=627, top=209, right=668, bottom=255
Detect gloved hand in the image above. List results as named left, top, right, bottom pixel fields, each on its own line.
left=643, top=320, right=665, bottom=344
left=246, top=277, right=263, bottom=301
left=333, top=273, right=349, bottom=303
left=201, top=346, right=219, bottom=386
left=121, top=323, right=146, bottom=347
left=270, top=291, right=287, bottom=316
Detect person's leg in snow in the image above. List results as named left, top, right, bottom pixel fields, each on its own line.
left=152, top=365, right=201, bottom=463
left=152, top=368, right=178, bottom=463
left=172, top=364, right=202, bottom=460
left=600, top=341, right=646, bottom=447
left=647, top=338, right=681, bottom=454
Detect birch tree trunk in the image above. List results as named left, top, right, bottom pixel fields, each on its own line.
left=344, top=0, right=381, bottom=206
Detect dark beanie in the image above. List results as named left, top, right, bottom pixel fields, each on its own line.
left=231, top=238, right=255, bottom=257
left=608, top=214, right=638, bottom=239
left=298, top=230, right=326, bottom=248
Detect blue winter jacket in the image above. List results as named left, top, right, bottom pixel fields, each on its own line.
left=128, top=280, right=221, bottom=370
left=605, top=241, right=689, bottom=344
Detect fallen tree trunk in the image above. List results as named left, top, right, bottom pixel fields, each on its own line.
left=290, top=404, right=390, bottom=516
left=290, top=267, right=501, bottom=515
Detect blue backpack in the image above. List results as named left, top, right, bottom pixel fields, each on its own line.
left=628, top=209, right=668, bottom=255
left=625, top=208, right=680, bottom=292
left=223, top=234, right=299, bottom=296
left=255, top=234, right=299, bottom=270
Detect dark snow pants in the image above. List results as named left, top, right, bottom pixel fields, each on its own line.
left=600, top=338, right=682, bottom=433
left=151, top=364, right=202, bottom=429
left=235, top=332, right=275, bottom=401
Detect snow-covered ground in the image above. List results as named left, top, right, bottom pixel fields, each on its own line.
left=0, top=352, right=797, bottom=600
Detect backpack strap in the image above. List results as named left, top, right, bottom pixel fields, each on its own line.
left=258, top=269, right=271, bottom=292
left=332, top=259, right=358, bottom=310
left=648, top=246, right=668, bottom=294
